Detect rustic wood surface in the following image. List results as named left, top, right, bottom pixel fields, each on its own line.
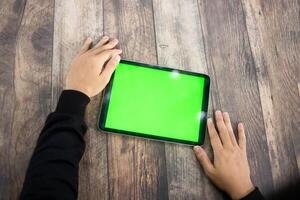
left=0, top=0, right=299, bottom=199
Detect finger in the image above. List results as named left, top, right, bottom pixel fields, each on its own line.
left=92, top=38, right=119, bottom=54
left=238, top=123, right=246, bottom=151
left=207, top=118, right=223, bottom=151
left=79, top=37, right=92, bottom=54
left=215, top=110, right=232, bottom=147
left=94, top=36, right=110, bottom=49
left=223, top=112, right=238, bottom=146
left=99, top=54, right=121, bottom=85
left=98, top=49, right=122, bottom=62
left=92, top=49, right=121, bottom=75
left=194, top=146, right=215, bottom=176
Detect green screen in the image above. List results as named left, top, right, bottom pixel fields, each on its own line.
left=104, top=62, right=205, bottom=142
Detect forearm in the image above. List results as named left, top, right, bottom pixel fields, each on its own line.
left=20, top=90, right=90, bottom=199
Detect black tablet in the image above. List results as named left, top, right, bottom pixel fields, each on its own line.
left=98, top=60, right=210, bottom=145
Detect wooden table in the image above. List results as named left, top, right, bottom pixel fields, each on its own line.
left=0, top=0, right=299, bottom=199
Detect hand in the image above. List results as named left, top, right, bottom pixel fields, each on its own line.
left=65, top=36, right=122, bottom=97
left=193, top=111, right=254, bottom=200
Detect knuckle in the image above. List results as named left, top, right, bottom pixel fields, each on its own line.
left=239, top=150, right=244, bottom=156
left=104, top=49, right=114, bottom=55
left=198, top=153, right=205, bottom=160
left=230, top=148, right=236, bottom=154
left=100, top=37, right=107, bottom=42
left=103, top=44, right=111, bottom=49
left=210, top=133, right=219, bottom=141
left=224, top=147, right=234, bottom=155
left=228, top=146, right=235, bottom=152
left=100, top=74, right=109, bottom=82
left=204, top=170, right=211, bottom=176
left=205, top=169, right=215, bottom=177
left=103, top=41, right=115, bottom=49
left=102, top=76, right=109, bottom=84
left=97, top=46, right=109, bottom=53
left=218, top=150, right=225, bottom=157
left=210, top=132, right=217, bottom=138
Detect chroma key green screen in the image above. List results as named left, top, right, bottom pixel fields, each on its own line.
left=98, top=60, right=210, bottom=145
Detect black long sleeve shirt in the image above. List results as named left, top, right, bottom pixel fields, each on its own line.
left=20, top=90, right=90, bottom=199
left=19, top=90, right=267, bottom=200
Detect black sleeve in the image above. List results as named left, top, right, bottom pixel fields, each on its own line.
left=240, top=187, right=265, bottom=200
left=19, top=90, right=90, bottom=200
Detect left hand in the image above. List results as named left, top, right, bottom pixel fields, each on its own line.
left=65, top=36, right=122, bottom=97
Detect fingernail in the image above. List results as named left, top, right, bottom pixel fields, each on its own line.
left=193, top=146, right=202, bottom=152
left=103, top=36, right=109, bottom=40
left=207, top=118, right=212, bottom=123
left=114, top=55, right=121, bottom=62
left=215, top=110, right=221, bottom=115
left=86, top=37, right=92, bottom=42
left=113, top=39, right=119, bottom=43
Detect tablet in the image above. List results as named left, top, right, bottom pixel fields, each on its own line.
left=98, top=60, right=210, bottom=145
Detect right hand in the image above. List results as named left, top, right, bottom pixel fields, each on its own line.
left=65, top=36, right=122, bottom=97
left=193, top=111, right=254, bottom=200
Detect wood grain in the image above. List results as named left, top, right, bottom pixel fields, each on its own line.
left=103, top=0, right=168, bottom=199
left=297, top=83, right=300, bottom=172
left=52, top=1, right=109, bottom=199
left=0, top=0, right=54, bottom=199
left=198, top=0, right=275, bottom=196
left=0, top=0, right=299, bottom=199
left=0, top=0, right=27, bottom=198
left=153, top=0, right=222, bottom=199
left=242, top=0, right=300, bottom=190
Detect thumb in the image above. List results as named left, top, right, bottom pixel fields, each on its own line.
left=193, top=146, right=215, bottom=176
left=99, top=55, right=121, bottom=85
left=79, top=37, right=92, bottom=54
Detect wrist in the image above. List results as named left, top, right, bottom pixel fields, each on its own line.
left=65, top=85, right=91, bottom=98
left=229, top=180, right=254, bottom=200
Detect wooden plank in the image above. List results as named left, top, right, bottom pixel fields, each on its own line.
left=1, top=0, right=54, bottom=199
left=52, top=1, right=109, bottom=199
left=0, top=0, right=27, bottom=198
left=198, top=0, right=274, bottom=196
left=152, top=0, right=222, bottom=199
left=297, top=83, right=300, bottom=171
left=242, top=0, right=300, bottom=190
left=103, top=0, right=168, bottom=199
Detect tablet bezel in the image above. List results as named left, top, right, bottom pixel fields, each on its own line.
left=98, top=59, right=210, bottom=145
